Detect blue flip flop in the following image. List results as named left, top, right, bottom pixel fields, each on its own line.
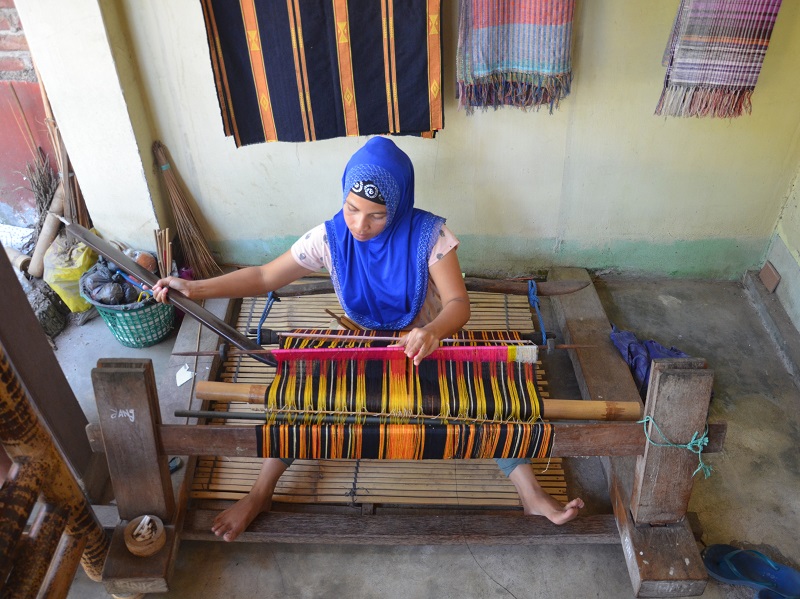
left=702, top=544, right=800, bottom=597
left=756, top=588, right=800, bottom=599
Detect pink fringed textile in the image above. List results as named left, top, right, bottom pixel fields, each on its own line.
left=456, top=0, right=575, bottom=114
left=656, top=0, right=783, bottom=118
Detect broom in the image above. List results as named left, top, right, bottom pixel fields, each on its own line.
left=152, top=141, right=222, bottom=279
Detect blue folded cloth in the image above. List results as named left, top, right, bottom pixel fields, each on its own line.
left=610, top=325, right=689, bottom=398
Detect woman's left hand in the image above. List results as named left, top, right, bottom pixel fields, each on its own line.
left=389, top=327, right=440, bottom=365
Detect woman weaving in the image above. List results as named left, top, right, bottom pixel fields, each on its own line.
left=151, top=137, right=583, bottom=541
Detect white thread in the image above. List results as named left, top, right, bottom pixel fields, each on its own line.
left=515, top=345, right=539, bottom=363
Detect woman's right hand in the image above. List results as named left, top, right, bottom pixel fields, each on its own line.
left=148, top=276, right=193, bottom=304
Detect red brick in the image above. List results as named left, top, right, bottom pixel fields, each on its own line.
left=0, top=1, right=17, bottom=9
left=0, top=32, right=26, bottom=51
left=0, top=12, right=20, bottom=32
left=0, top=54, right=27, bottom=71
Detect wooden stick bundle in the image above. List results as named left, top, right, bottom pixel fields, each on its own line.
left=152, top=141, right=222, bottom=279
left=153, top=227, right=172, bottom=279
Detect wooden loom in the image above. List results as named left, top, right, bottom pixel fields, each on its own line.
left=89, top=268, right=725, bottom=598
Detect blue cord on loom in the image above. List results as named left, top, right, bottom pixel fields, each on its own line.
left=638, top=416, right=713, bottom=478
left=256, top=292, right=279, bottom=346
left=527, top=280, right=547, bottom=346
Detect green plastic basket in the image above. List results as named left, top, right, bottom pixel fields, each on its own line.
left=92, top=301, right=174, bottom=348
left=80, top=269, right=174, bottom=348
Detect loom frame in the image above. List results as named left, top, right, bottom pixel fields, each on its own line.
left=91, top=269, right=725, bottom=598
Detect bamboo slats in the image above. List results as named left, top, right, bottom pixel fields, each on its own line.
left=190, top=291, right=568, bottom=508
left=0, top=348, right=109, bottom=596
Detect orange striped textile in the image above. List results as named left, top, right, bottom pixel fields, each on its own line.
left=201, top=0, right=444, bottom=145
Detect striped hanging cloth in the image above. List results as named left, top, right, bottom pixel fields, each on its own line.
left=201, top=0, right=443, bottom=145
left=456, top=0, right=575, bottom=114
left=655, top=0, right=783, bottom=118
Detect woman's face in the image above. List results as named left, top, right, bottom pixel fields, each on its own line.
left=343, top=191, right=388, bottom=242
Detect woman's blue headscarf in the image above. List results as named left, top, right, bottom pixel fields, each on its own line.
left=325, top=137, right=445, bottom=330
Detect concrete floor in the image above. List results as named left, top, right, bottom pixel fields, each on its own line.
left=54, top=277, right=800, bottom=599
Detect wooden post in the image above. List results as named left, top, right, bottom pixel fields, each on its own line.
left=631, top=359, right=714, bottom=524
left=0, top=247, right=94, bottom=488
left=549, top=268, right=710, bottom=598
left=92, top=359, right=175, bottom=522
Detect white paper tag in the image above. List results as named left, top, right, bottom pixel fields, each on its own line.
left=175, top=364, right=194, bottom=386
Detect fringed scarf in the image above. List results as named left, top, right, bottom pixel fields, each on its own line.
left=456, top=0, right=575, bottom=114
left=201, top=0, right=444, bottom=145
left=656, top=0, right=783, bottom=118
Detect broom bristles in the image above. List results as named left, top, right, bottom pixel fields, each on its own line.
left=153, top=141, right=222, bottom=279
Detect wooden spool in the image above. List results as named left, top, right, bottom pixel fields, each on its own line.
left=123, top=515, right=165, bottom=557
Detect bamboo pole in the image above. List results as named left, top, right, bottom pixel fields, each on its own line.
left=0, top=348, right=109, bottom=582
left=27, top=181, right=64, bottom=278
left=195, top=381, right=643, bottom=421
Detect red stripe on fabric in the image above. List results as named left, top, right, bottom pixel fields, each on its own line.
left=471, top=0, right=573, bottom=27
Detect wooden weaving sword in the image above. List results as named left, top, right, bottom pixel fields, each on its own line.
left=56, top=217, right=278, bottom=366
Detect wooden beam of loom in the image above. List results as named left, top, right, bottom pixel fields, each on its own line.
left=194, top=381, right=644, bottom=421
left=269, top=276, right=589, bottom=298
left=157, top=421, right=725, bottom=458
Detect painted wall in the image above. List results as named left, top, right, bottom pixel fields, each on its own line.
left=16, top=0, right=800, bottom=279
left=767, top=165, right=800, bottom=330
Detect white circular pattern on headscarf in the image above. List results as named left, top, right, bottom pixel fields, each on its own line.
left=344, top=164, right=400, bottom=224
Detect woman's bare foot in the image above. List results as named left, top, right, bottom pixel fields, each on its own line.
left=211, top=458, right=288, bottom=542
left=508, top=462, right=584, bottom=525
left=212, top=492, right=272, bottom=542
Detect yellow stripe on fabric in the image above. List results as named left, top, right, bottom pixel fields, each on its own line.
left=387, top=0, right=400, bottom=132
left=380, top=1, right=391, bottom=131
left=471, top=359, right=487, bottom=421
left=389, top=356, right=409, bottom=417
left=239, top=0, right=278, bottom=142
left=524, top=363, right=541, bottom=420
left=286, top=0, right=313, bottom=141
left=437, top=357, right=451, bottom=420
left=355, top=358, right=367, bottom=417
left=202, top=0, right=239, bottom=143
left=332, top=0, right=359, bottom=136
left=426, top=0, right=443, bottom=131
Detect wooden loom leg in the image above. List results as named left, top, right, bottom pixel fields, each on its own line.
left=549, top=268, right=707, bottom=598
left=631, top=359, right=713, bottom=524
left=92, top=359, right=174, bottom=522
left=92, top=358, right=177, bottom=595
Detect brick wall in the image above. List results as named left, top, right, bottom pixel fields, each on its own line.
left=0, top=0, right=51, bottom=225
left=0, top=0, right=34, bottom=82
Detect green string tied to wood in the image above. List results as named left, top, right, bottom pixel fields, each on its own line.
left=638, top=416, right=712, bottom=479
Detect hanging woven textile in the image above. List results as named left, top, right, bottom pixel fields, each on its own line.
left=201, top=0, right=443, bottom=145
left=256, top=330, right=553, bottom=460
left=655, top=0, right=783, bottom=118
left=456, top=0, right=575, bottom=114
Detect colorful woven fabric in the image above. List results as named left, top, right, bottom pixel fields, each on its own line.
left=257, top=422, right=552, bottom=460
left=268, top=330, right=544, bottom=422
left=456, top=0, right=575, bottom=113
left=256, top=330, right=552, bottom=459
left=201, top=0, right=443, bottom=145
left=656, top=0, right=783, bottom=118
